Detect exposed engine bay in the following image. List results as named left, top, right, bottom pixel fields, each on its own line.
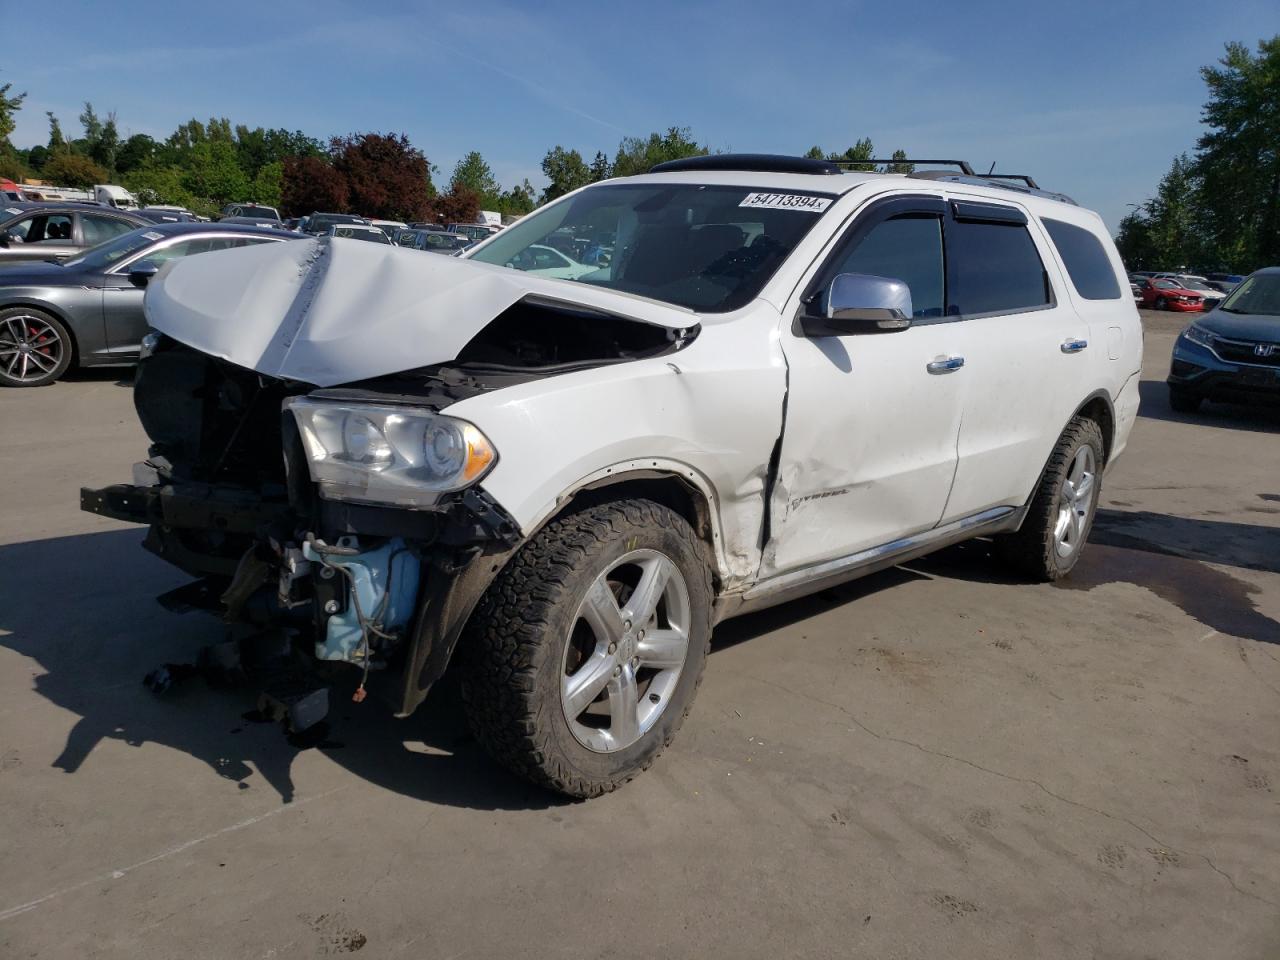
left=81, top=296, right=697, bottom=728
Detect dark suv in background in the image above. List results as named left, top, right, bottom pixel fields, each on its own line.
left=1168, top=267, right=1280, bottom=411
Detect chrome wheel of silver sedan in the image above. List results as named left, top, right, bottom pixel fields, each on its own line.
left=561, top=548, right=691, bottom=753
left=1054, top=446, right=1096, bottom=558
left=0, top=313, right=66, bottom=384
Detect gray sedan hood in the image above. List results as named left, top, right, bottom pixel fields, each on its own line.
left=144, top=236, right=695, bottom=387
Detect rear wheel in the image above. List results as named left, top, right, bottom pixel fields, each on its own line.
left=994, top=417, right=1104, bottom=582
left=1168, top=387, right=1202, bottom=413
left=461, top=499, right=713, bottom=798
left=0, top=308, right=72, bottom=387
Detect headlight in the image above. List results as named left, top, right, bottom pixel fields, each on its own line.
left=1182, top=324, right=1217, bottom=349
left=286, top=399, right=496, bottom=507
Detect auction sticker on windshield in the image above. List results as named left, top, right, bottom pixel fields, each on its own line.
left=142, top=231, right=164, bottom=241
left=739, top=193, right=832, bottom=213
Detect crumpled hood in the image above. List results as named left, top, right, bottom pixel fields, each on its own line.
left=144, top=237, right=696, bottom=387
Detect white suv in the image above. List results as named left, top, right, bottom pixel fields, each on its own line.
left=83, top=154, right=1142, bottom=797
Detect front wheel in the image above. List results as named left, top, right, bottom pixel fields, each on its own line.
left=0, top=307, right=73, bottom=387
left=461, top=498, right=713, bottom=798
left=994, top=417, right=1104, bottom=582
left=1155, top=297, right=1167, bottom=310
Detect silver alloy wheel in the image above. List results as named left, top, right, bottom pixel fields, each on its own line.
left=560, top=548, right=691, bottom=753
left=1054, top=446, right=1096, bottom=558
left=0, top=314, right=64, bottom=383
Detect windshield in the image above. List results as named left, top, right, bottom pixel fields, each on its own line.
left=467, top=183, right=836, bottom=312
left=1220, top=273, right=1280, bottom=317
left=62, top=226, right=162, bottom=269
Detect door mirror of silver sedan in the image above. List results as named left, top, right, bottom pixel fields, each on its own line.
left=798, top=273, right=914, bottom=337
left=0, top=229, right=10, bottom=248
left=128, top=260, right=160, bottom=286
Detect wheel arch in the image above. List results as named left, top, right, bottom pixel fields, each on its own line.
left=1072, top=389, right=1116, bottom=466
left=524, top=461, right=729, bottom=593
left=1, top=297, right=82, bottom=368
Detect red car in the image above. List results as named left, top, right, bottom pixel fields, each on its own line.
left=1140, top=278, right=1204, bottom=312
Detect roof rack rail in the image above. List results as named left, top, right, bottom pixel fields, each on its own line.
left=649, top=154, right=841, bottom=176
left=848, top=159, right=977, bottom=175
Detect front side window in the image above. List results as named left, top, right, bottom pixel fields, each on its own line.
left=468, top=183, right=835, bottom=312
left=1042, top=218, right=1121, bottom=300
left=823, top=214, right=945, bottom=318
left=948, top=219, right=1051, bottom=316
left=7, top=213, right=73, bottom=245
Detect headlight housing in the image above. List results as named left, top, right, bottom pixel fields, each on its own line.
left=286, top=398, right=497, bottom=507
left=1182, top=323, right=1218, bottom=350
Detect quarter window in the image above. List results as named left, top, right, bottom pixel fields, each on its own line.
left=823, top=214, right=945, bottom=318
left=947, top=219, right=1051, bottom=316
left=1042, top=218, right=1121, bottom=300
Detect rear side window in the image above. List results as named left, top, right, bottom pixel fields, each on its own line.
left=1042, top=218, right=1121, bottom=300
left=948, top=220, right=1051, bottom=316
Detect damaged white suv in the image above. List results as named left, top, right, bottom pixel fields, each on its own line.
left=83, top=154, right=1141, bottom=797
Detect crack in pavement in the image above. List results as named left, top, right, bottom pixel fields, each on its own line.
left=735, top=671, right=1279, bottom=909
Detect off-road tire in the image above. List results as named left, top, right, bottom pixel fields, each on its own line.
left=993, top=417, right=1105, bottom=582
left=460, top=499, right=713, bottom=798
left=0, top=307, right=73, bottom=387
left=1168, top=387, right=1202, bottom=413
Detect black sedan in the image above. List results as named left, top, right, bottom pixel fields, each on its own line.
left=0, top=203, right=148, bottom=262
left=0, top=222, right=298, bottom=387
left=1167, top=267, right=1280, bottom=412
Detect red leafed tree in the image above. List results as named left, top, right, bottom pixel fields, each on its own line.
left=330, top=132, right=431, bottom=221
left=280, top=155, right=349, bottom=217
left=430, top=183, right=481, bottom=225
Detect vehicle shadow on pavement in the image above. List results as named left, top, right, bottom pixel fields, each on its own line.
left=60, top=366, right=135, bottom=388
left=910, top=514, right=1280, bottom=646
left=1138, top=380, right=1280, bottom=432
left=0, top=528, right=562, bottom=811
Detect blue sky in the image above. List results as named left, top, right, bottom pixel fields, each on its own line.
left=4, top=0, right=1277, bottom=230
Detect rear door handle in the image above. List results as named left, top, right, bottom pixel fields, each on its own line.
left=1061, top=338, right=1088, bottom=354
left=926, top=356, right=965, bottom=374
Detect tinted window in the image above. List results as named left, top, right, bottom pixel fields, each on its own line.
left=825, top=214, right=944, bottom=318
left=1042, top=218, right=1120, bottom=300
left=9, top=213, right=73, bottom=245
left=81, top=214, right=136, bottom=247
left=948, top=220, right=1050, bottom=316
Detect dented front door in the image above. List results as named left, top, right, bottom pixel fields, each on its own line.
left=761, top=198, right=965, bottom=576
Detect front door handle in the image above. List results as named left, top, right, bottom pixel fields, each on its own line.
left=1061, top=338, right=1089, bottom=354
left=926, top=356, right=965, bottom=374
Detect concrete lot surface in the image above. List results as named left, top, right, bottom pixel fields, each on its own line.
left=1, top=310, right=1277, bottom=959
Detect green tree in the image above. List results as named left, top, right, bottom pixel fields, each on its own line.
left=0, top=83, right=26, bottom=149
left=1195, top=36, right=1280, bottom=270
left=612, top=127, right=708, bottom=177
left=881, top=149, right=914, bottom=174
left=181, top=140, right=250, bottom=208
left=41, top=152, right=109, bottom=188
left=1114, top=210, right=1157, bottom=269
left=25, top=144, right=48, bottom=172
left=1143, top=154, right=1203, bottom=269
left=122, top=163, right=198, bottom=209
left=804, top=145, right=825, bottom=160
left=828, top=138, right=876, bottom=171
left=78, top=102, right=102, bottom=147
left=46, top=112, right=67, bottom=154
left=589, top=150, right=611, bottom=181
left=250, top=161, right=284, bottom=208
left=451, top=151, right=502, bottom=208
left=498, top=179, right=536, bottom=216
left=540, top=145, right=591, bottom=202
left=116, top=133, right=157, bottom=173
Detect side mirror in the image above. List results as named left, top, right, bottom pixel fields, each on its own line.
left=0, top=229, right=12, bottom=248
left=128, top=260, right=160, bottom=286
left=797, top=273, right=913, bottom=337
